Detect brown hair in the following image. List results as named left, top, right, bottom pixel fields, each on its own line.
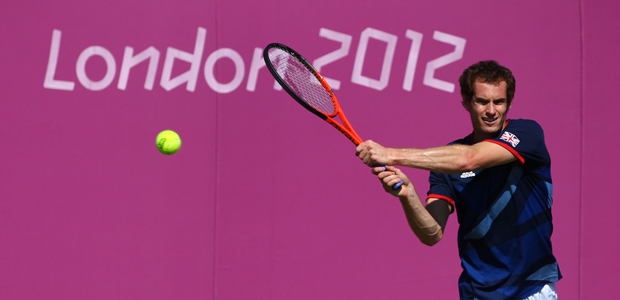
left=459, top=60, right=516, bottom=106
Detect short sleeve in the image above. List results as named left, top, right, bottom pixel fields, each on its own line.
left=427, top=171, right=455, bottom=209
left=484, top=119, right=550, bottom=170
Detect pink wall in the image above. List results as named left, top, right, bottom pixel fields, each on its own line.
left=0, top=0, right=616, bottom=299
left=581, top=1, right=620, bottom=299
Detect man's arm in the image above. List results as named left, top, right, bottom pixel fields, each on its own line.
left=358, top=140, right=516, bottom=174
left=374, top=166, right=452, bottom=246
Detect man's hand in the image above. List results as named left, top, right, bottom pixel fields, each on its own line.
left=356, top=140, right=392, bottom=167
left=372, top=165, right=411, bottom=197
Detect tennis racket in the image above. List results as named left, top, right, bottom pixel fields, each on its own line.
left=263, top=43, right=403, bottom=190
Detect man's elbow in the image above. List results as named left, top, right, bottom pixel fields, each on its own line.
left=457, top=151, right=485, bottom=172
left=417, top=230, right=443, bottom=246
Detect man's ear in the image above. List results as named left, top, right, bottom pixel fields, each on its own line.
left=462, top=100, right=471, bottom=110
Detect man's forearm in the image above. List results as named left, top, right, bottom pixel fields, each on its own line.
left=399, top=189, right=445, bottom=246
left=388, top=141, right=517, bottom=174
left=390, top=145, right=475, bottom=174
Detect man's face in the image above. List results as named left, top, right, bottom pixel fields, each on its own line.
left=464, top=80, right=509, bottom=142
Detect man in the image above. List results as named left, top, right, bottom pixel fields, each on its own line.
left=356, top=61, right=561, bottom=300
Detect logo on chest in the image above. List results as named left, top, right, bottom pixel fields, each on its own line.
left=460, top=171, right=476, bottom=179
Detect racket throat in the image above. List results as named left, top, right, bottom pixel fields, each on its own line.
left=327, top=118, right=363, bottom=146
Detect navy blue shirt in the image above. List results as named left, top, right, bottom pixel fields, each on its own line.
left=427, top=119, right=561, bottom=300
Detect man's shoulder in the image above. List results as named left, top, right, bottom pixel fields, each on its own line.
left=504, top=119, right=546, bottom=141
left=507, top=118, right=543, bottom=130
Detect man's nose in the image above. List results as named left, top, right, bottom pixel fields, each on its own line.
left=486, top=103, right=497, bottom=114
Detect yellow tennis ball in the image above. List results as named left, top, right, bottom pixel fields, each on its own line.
left=156, top=130, right=181, bottom=155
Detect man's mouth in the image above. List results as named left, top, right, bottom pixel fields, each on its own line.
left=482, top=117, right=498, bottom=124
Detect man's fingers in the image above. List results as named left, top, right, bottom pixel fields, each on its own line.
left=371, top=166, right=385, bottom=174
left=378, top=172, right=398, bottom=182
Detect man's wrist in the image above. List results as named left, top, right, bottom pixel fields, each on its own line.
left=386, top=147, right=396, bottom=165
left=388, top=147, right=405, bottom=166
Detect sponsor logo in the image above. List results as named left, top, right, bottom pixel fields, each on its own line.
left=460, top=171, right=475, bottom=178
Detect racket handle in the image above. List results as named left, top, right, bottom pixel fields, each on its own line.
left=375, top=165, right=404, bottom=190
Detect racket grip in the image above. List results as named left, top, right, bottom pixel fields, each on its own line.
left=374, top=165, right=404, bottom=190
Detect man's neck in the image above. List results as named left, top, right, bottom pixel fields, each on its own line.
left=472, top=120, right=509, bottom=143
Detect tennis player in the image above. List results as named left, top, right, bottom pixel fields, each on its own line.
left=356, top=60, right=561, bottom=300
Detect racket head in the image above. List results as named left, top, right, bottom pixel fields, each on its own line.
left=263, top=43, right=339, bottom=120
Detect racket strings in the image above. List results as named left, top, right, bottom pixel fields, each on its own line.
left=268, top=49, right=336, bottom=115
